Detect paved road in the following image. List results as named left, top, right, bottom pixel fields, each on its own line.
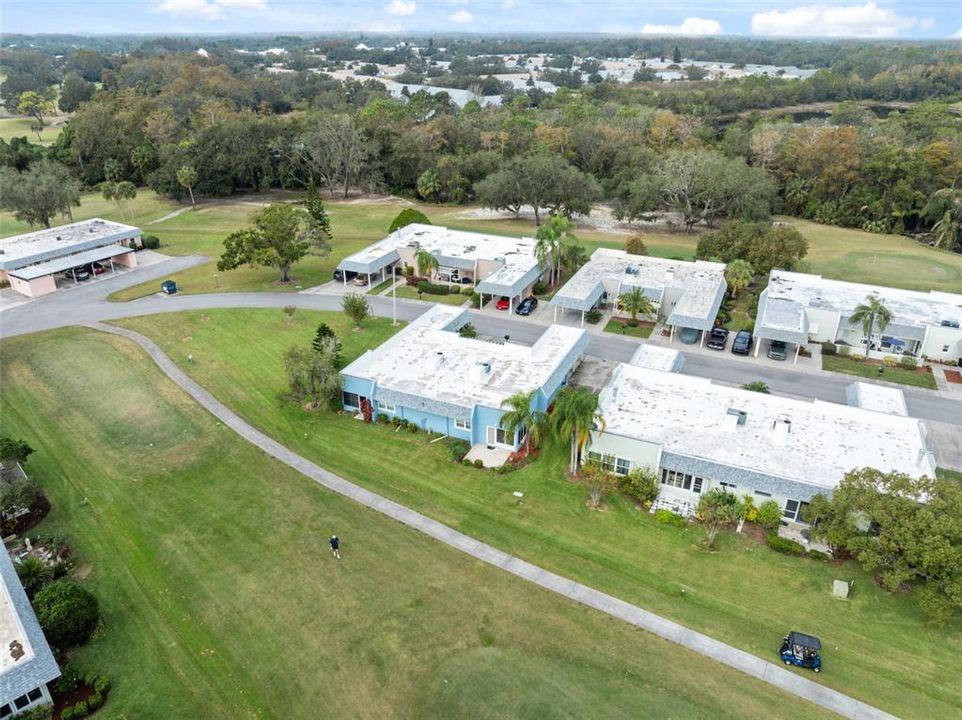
left=92, top=321, right=896, bottom=720
left=3, top=287, right=960, bottom=427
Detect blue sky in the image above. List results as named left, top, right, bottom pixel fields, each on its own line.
left=1, top=1, right=960, bottom=39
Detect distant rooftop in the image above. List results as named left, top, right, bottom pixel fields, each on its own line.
left=845, top=381, right=908, bottom=417
left=550, top=248, right=727, bottom=329
left=627, top=344, right=684, bottom=373
left=0, top=218, right=140, bottom=271
left=764, top=270, right=962, bottom=330
left=0, top=552, right=59, bottom=701
left=343, top=305, right=589, bottom=411
left=598, top=364, right=935, bottom=490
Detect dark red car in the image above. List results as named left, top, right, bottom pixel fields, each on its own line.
left=495, top=296, right=510, bottom=311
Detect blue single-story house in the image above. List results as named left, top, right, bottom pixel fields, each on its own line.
left=340, top=306, right=590, bottom=450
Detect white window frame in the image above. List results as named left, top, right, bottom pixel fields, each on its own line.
left=615, top=457, right=631, bottom=476
left=342, top=391, right=361, bottom=409
left=486, top=425, right=511, bottom=447
left=455, top=417, right=471, bottom=430
left=379, top=401, right=396, bottom=413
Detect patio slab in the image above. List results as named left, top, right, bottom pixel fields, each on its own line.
left=464, top=444, right=512, bottom=468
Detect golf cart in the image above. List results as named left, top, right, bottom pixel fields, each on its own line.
left=779, top=631, right=822, bottom=672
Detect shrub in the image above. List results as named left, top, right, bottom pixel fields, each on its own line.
left=882, top=355, right=898, bottom=367
left=739, top=495, right=758, bottom=522
left=416, top=280, right=450, bottom=295
left=618, top=468, right=658, bottom=505
left=140, top=234, right=160, bottom=250
left=756, top=500, right=783, bottom=531
left=532, top=280, right=548, bottom=295
left=850, top=352, right=865, bottom=362
left=17, top=707, right=52, bottom=720
left=33, top=579, right=99, bottom=650
left=61, top=707, right=76, bottom=720
left=461, top=285, right=475, bottom=295
left=16, top=555, right=52, bottom=598
left=462, top=459, right=473, bottom=466
left=837, top=344, right=851, bottom=356
left=585, top=309, right=603, bottom=324
left=458, top=323, right=478, bottom=339
left=766, top=533, right=806, bottom=555
left=403, top=265, right=415, bottom=277
left=808, top=549, right=831, bottom=562
left=473, top=459, right=484, bottom=469
left=470, top=292, right=481, bottom=308
left=697, top=489, right=742, bottom=548
left=445, top=439, right=470, bottom=462
left=72, top=701, right=88, bottom=717
left=654, top=509, right=687, bottom=527
left=86, top=691, right=103, bottom=710
left=900, top=356, right=917, bottom=369
left=55, top=664, right=83, bottom=694
left=495, top=463, right=516, bottom=475
left=821, top=342, right=837, bottom=356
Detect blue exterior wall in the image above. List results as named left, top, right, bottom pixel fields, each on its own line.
left=342, top=375, right=375, bottom=407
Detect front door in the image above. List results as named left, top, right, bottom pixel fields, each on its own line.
left=486, top=426, right=511, bottom=448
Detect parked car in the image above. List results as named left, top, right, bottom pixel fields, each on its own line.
left=679, top=327, right=701, bottom=345
left=333, top=268, right=357, bottom=282
left=353, top=274, right=370, bottom=286
left=495, top=296, right=510, bottom=311
left=767, top=340, right=788, bottom=361
left=87, top=262, right=107, bottom=275
left=706, top=327, right=730, bottom=350
left=779, top=632, right=822, bottom=673
left=64, top=267, right=91, bottom=281
left=731, top=330, right=753, bottom=355
left=515, top=296, right=538, bottom=316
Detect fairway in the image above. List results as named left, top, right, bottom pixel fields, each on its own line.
left=114, top=308, right=962, bottom=720
left=0, top=116, right=65, bottom=145
left=0, top=327, right=837, bottom=720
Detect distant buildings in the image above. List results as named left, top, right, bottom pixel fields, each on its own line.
left=755, top=270, right=962, bottom=363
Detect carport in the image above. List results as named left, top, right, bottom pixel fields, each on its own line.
left=336, top=248, right=400, bottom=290
left=476, top=261, right=543, bottom=314
left=753, top=293, right=809, bottom=364
left=665, top=280, right=726, bottom=348
left=7, top=245, right=137, bottom=298
left=549, top=279, right=605, bottom=327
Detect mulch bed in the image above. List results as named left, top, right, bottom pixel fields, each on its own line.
left=944, top=369, right=962, bottom=384
left=52, top=685, right=95, bottom=719
left=608, top=317, right=656, bottom=329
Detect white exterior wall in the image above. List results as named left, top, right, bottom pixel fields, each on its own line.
left=806, top=307, right=841, bottom=342
left=922, top=324, right=962, bottom=362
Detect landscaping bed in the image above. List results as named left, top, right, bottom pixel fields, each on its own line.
left=821, top=354, right=937, bottom=389
left=603, top=318, right=654, bottom=338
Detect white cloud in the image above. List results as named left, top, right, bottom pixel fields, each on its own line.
left=449, top=9, right=474, bottom=23
left=384, top=0, right=416, bottom=16
left=640, top=17, right=723, bottom=35
left=501, top=0, right=516, bottom=8
left=152, top=0, right=266, bottom=19
left=951, top=28, right=962, bottom=38
left=751, top=3, right=925, bottom=38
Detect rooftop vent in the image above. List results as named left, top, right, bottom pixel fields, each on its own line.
left=725, top=408, right=747, bottom=427
left=434, top=351, right=445, bottom=369
left=625, top=265, right=639, bottom=276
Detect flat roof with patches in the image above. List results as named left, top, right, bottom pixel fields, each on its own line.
left=0, top=219, right=140, bottom=271
left=598, top=363, right=936, bottom=491
left=342, top=305, right=589, bottom=411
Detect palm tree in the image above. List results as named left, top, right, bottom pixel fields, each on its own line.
left=499, top=390, right=548, bottom=456
left=849, top=294, right=893, bottom=362
left=618, top=286, right=656, bottom=323
left=551, top=386, right=605, bottom=475
left=414, top=248, right=439, bottom=280
left=534, top=234, right=557, bottom=286
left=561, top=242, right=589, bottom=275
left=535, top=214, right=574, bottom=286
left=724, top=259, right=753, bottom=299
left=15, top=555, right=51, bottom=598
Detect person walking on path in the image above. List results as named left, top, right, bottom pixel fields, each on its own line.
left=329, top=535, right=341, bottom=559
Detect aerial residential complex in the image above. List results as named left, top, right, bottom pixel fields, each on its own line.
left=754, top=270, right=962, bottom=363
left=0, top=552, right=59, bottom=718
left=335, top=223, right=548, bottom=311
left=0, top=219, right=141, bottom=298
left=340, top=305, right=588, bottom=453
left=589, top=357, right=937, bottom=519
left=549, top=248, right=727, bottom=336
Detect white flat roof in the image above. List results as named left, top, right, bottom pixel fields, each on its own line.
left=846, top=381, right=909, bottom=417
left=628, top=344, right=684, bottom=373
left=550, top=248, right=727, bottom=326
left=9, top=245, right=134, bottom=280
left=0, top=577, right=34, bottom=674
left=343, top=305, right=588, bottom=409
left=766, top=270, right=962, bottom=329
left=598, top=364, right=936, bottom=490
left=0, top=218, right=140, bottom=271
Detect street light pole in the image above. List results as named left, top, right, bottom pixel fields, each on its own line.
left=392, top=265, right=398, bottom=326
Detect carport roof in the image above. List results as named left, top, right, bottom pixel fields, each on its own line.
left=754, top=291, right=810, bottom=345
left=476, top=258, right=542, bottom=297
left=8, top=245, right=135, bottom=280
left=0, top=218, right=139, bottom=270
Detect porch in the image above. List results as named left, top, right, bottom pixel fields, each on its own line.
left=464, top=444, right=512, bottom=468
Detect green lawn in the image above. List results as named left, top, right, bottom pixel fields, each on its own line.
left=0, top=116, right=65, bottom=145
left=395, top=285, right=470, bottom=306
left=0, top=327, right=835, bottom=720
left=603, top=319, right=654, bottom=338
left=366, top=277, right=395, bottom=294
left=822, top=354, right=938, bottom=389
left=115, top=308, right=962, bottom=720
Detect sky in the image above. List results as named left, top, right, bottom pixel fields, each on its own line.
left=1, top=0, right=960, bottom=39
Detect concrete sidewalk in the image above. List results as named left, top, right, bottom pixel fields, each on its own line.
left=92, top=321, right=897, bottom=720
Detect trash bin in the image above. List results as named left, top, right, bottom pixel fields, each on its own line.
left=161, top=280, right=177, bottom=295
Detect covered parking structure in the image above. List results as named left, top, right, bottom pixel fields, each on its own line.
left=752, top=293, right=809, bottom=364
left=336, top=246, right=401, bottom=290
left=0, top=218, right=140, bottom=298
left=476, top=260, right=544, bottom=313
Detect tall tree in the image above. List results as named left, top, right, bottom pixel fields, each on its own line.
left=551, top=386, right=605, bottom=475
left=305, top=179, right=333, bottom=256
left=849, top=295, right=893, bottom=361
left=697, top=489, right=742, bottom=549
left=16, top=89, right=55, bottom=141
left=100, top=179, right=137, bottom=221
left=283, top=344, right=342, bottom=409
left=218, top=203, right=320, bottom=283
left=535, top=213, right=574, bottom=285
left=624, top=232, right=649, bottom=256
left=342, top=292, right=370, bottom=329
left=499, top=390, right=548, bottom=456
left=0, top=436, right=33, bottom=481
left=696, top=221, right=808, bottom=277
left=295, top=114, right=371, bottom=198
left=388, top=208, right=431, bottom=233
left=176, top=165, right=198, bottom=210
left=414, top=247, right=439, bottom=279
left=0, top=160, right=81, bottom=228
left=58, top=73, right=95, bottom=113
left=724, top=259, right=754, bottom=299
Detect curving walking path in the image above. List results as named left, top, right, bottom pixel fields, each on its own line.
left=91, top=321, right=896, bottom=720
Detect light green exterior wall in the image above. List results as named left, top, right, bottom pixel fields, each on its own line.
left=589, top=431, right=662, bottom=472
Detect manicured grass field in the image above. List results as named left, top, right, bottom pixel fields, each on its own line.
left=603, top=319, right=654, bottom=338
left=822, top=354, right=937, bottom=389
left=0, top=327, right=834, bottom=720
left=395, top=285, right=470, bottom=305
left=116, top=308, right=962, bottom=720
left=0, top=116, right=65, bottom=145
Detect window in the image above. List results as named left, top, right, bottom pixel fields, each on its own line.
left=943, top=345, right=950, bottom=353
left=0, top=704, right=12, bottom=719
left=13, top=695, right=29, bottom=710
left=615, top=457, right=631, bottom=476
left=692, top=477, right=703, bottom=493
left=342, top=391, right=360, bottom=409
left=754, top=490, right=772, bottom=498
left=783, top=499, right=810, bottom=522
left=660, top=469, right=704, bottom=493
left=487, top=426, right=510, bottom=446
left=26, top=689, right=42, bottom=703
left=378, top=401, right=395, bottom=413
left=455, top=417, right=471, bottom=430
left=719, top=481, right=737, bottom=491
